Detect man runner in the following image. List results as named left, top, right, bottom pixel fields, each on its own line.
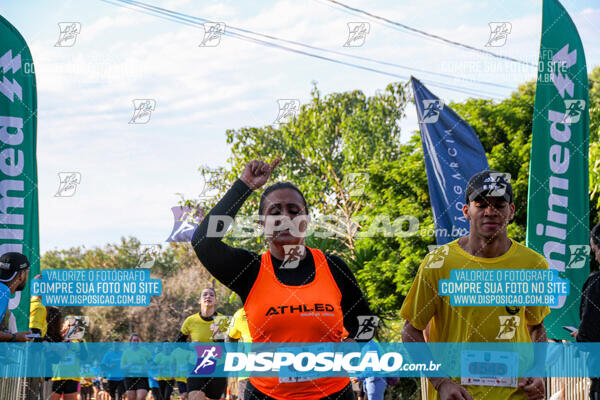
left=401, top=171, right=548, bottom=400
left=0, top=252, right=32, bottom=342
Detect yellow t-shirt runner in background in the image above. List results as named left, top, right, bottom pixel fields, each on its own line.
left=400, top=239, right=550, bottom=400
left=228, top=309, right=251, bottom=343
left=120, top=347, right=152, bottom=376
left=171, top=347, right=196, bottom=384
left=180, top=312, right=223, bottom=342
left=227, top=308, right=251, bottom=382
left=29, top=295, right=47, bottom=337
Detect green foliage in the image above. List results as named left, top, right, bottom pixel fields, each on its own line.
left=185, top=82, right=410, bottom=257
left=41, top=237, right=179, bottom=277
left=44, top=67, right=600, bottom=344
left=180, top=71, right=600, bottom=322
left=41, top=238, right=239, bottom=341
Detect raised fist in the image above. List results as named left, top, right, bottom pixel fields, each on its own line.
left=240, top=158, right=281, bottom=190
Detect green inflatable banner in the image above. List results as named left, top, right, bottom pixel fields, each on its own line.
left=526, top=0, right=590, bottom=340
left=0, top=15, right=40, bottom=331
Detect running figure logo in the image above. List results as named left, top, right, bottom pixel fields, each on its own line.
left=496, top=316, right=520, bottom=340
left=485, top=172, right=511, bottom=197
left=421, top=100, right=444, bottom=123
left=55, top=23, right=81, bottom=47
left=485, top=22, right=511, bottom=47
left=273, top=99, right=300, bottom=125
left=129, top=99, right=156, bottom=124
left=199, top=23, right=225, bottom=47
left=355, top=315, right=379, bottom=340
left=344, top=22, right=370, bottom=47
left=567, top=245, right=589, bottom=269
left=192, top=345, right=223, bottom=375
left=136, top=244, right=160, bottom=269
left=344, top=173, right=369, bottom=197
left=281, top=245, right=306, bottom=269
left=424, top=245, right=449, bottom=269
left=562, top=100, right=585, bottom=124
left=167, top=206, right=203, bottom=242
left=55, top=172, right=82, bottom=197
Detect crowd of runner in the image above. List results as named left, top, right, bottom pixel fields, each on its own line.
left=1, top=161, right=599, bottom=400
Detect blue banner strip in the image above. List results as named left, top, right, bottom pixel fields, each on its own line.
left=1, top=342, right=599, bottom=378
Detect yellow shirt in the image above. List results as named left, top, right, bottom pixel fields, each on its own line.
left=121, top=347, right=152, bottom=375
left=227, top=308, right=251, bottom=381
left=51, top=340, right=85, bottom=382
left=227, top=308, right=251, bottom=343
left=171, top=347, right=195, bottom=383
left=400, top=239, right=550, bottom=400
left=180, top=312, right=222, bottom=342
left=29, top=296, right=47, bottom=337
left=154, top=352, right=173, bottom=381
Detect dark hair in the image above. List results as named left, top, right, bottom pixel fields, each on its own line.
left=591, top=222, right=600, bottom=247
left=258, top=182, right=308, bottom=215
left=45, top=306, right=63, bottom=342
left=129, top=333, right=142, bottom=342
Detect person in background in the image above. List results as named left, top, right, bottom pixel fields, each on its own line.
left=49, top=307, right=82, bottom=400
left=80, top=369, right=94, bottom=400
left=29, top=274, right=47, bottom=340
left=121, top=333, right=151, bottom=400
left=350, top=377, right=365, bottom=400
left=149, top=377, right=161, bottom=400
left=102, top=342, right=126, bottom=400
left=171, top=346, right=194, bottom=400
left=0, top=252, right=32, bottom=342
left=176, top=287, right=227, bottom=400
left=226, top=308, right=251, bottom=400
left=357, top=326, right=387, bottom=400
left=572, top=222, right=600, bottom=399
left=154, top=342, right=175, bottom=400
left=42, top=306, right=62, bottom=399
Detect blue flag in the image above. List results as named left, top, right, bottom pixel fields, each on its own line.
left=411, top=77, right=489, bottom=244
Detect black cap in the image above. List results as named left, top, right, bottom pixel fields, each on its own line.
left=465, top=170, right=513, bottom=204
left=0, top=252, right=30, bottom=282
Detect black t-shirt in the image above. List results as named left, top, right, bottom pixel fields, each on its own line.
left=191, top=179, right=372, bottom=339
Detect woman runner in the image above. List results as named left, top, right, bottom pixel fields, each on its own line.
left=121, top=333, right=151, bottom=400
left=192, top=158, right=372, bottom=400
left=176, top=287, right=228, bottom=400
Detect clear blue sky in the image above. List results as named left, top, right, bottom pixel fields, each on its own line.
left=1, top=0, right=598, bottom=252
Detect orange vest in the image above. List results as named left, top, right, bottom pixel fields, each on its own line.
left=244, top=247, right=349, bottom=400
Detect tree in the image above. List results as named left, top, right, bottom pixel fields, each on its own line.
left=186, top=82, right=410, bottom=258
left=357, top=67, right=600, bottom=319
left=41, top=237, right=240, bottom=341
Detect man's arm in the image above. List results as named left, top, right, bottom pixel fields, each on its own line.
left=402, top=321, right=473, bottom=400
left=528, top=323, right=547, bottom=342
left=0, top=331, right=31, bottom=342
left=516, top=323, right=546, bottom=400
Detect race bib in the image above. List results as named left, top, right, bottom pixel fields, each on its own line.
left=460, top=350, right=518, bottom=387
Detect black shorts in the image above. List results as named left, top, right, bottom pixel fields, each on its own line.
left=245, top=380, right=354, bottom=400
left=124, top=377, right=149, bottom=391
left=177, top=381, right=187, bottom=394
left=107, top=380, right=125, bottom=399
left=52, top=379, right=79, bottom=394
left=187, top=377, right=227, bottom=399
left=81, top=385, right=93, bottom=395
